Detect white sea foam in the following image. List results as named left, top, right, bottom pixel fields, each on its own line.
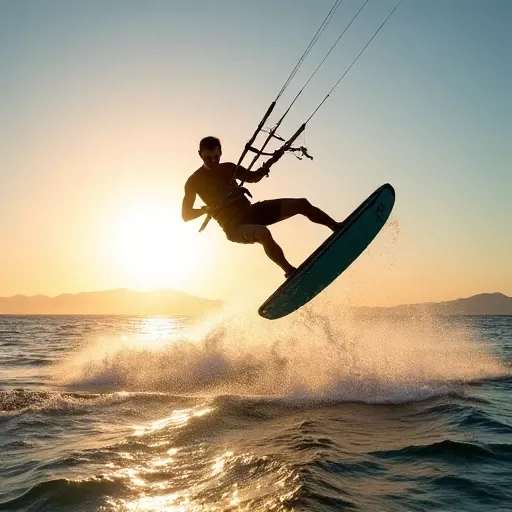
left=52, top=297, right=506, bottom=403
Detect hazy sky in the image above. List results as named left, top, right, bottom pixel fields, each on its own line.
left=1, top=0, right=510, bottom=306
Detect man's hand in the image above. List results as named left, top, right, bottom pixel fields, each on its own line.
left=274, top=147, right=285, bottom=159
left=182, top=203, right=210, bottom=222
left=265, top=148, right=285, bottom=169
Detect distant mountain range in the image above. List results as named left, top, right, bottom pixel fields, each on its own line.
left=0, top=289, right=222, bottom=316
left=0, top=290, right=510, bottom=316
left=354, top=293, right=512, bottom=316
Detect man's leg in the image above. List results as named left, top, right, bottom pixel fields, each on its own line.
left=278, top=198, right=338, bottom=231
left=252, top=226, right=296, bottom=276
left=228, top=224, right=296, bottom=276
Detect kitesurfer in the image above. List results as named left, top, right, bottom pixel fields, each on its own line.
left=182, top=136, right=340, bottom=278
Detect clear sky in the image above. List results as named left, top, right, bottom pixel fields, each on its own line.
left=0, top=0, right=510, bottom=306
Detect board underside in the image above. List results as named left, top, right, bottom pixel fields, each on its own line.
left=258, top=183, right=396, bottom=320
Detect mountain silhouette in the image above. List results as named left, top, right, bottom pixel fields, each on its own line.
left=1, top=290, right=510, bottom=316
left=355, top=292, right=512, bottom=316
left=0, top=289, right=222, bottom=316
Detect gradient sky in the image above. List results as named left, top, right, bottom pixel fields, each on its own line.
left=1, top=0, right=510, bottom=307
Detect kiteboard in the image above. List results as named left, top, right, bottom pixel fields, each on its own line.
left=258, top=183, right=396, bottom=320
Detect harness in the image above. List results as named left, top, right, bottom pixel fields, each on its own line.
left=208, top=187, right=253, bottom=221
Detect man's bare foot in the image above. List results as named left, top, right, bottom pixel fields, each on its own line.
left=285, top=267, right=297, bottom=279
left=330, top=220, right=346, bottom=232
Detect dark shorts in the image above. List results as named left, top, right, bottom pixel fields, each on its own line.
left=247, top=199, right=283, bottom=226
left=226, top=199, right=283, bottom=244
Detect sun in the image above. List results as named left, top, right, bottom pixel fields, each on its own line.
left=107, top=197, right=201, bottom=290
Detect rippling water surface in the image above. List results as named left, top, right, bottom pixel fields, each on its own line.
left=0, top=312, right=511, bottom=511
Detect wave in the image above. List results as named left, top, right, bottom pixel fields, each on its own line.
left=45, top=305, right=507, bottom=405
left=0, top=477, right=128, bottom=511
left=372, top=439, right=512, bottom=464
left=0, top=389, right=185, bottom=416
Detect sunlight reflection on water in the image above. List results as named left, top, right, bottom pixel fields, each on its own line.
left=132, top=406, right=213, bottom=436
left=107, top=402, right=299, bottom=511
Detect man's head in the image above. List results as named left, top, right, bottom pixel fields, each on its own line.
left=199, top=136, right=222, bottom=170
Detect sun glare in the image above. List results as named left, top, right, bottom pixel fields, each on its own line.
left=107, top=198, right=201, bottom=290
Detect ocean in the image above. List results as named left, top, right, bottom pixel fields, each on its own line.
left=0, top=308, right=511, bottom=511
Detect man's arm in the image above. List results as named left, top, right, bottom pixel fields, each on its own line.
left=182, top=180, right=209, bottom=221
left=238, top=165, right=267, bottom=184
left=236, top=149, right=285, bottom=184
